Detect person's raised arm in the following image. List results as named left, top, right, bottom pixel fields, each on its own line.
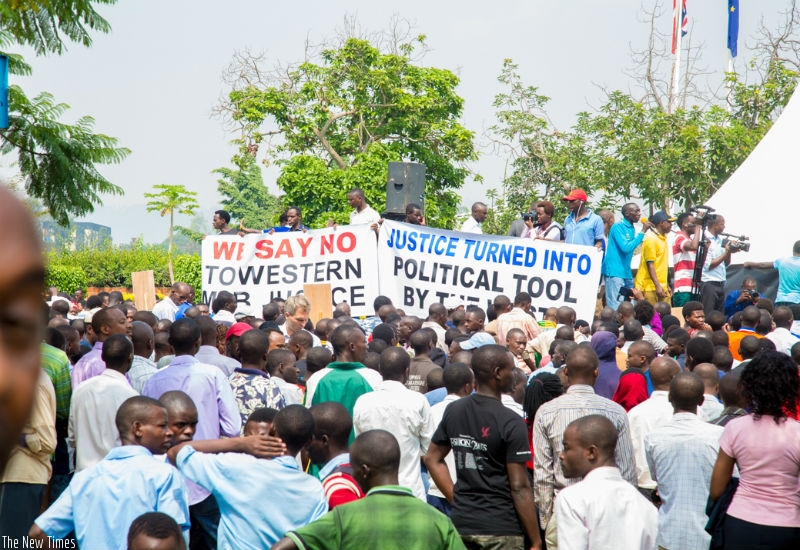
left=166, top=435, right=286, bottom=465
left=743, top=261, right=774, bottom=270
left=508, top=461, right=543, bottom=550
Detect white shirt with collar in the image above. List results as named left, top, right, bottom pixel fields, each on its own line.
left=460, top=216, right=482, bottom=234
left=68, top=368, right=138, bottom=471
left=427, top=393, right=461, bottom=500
left=151, top=297, right=179, bottom=321
left=352, top=379, right=436, bottom=501
left=767, top=326, right=800, bottom=355
left=272, top=377, right=304, bottom=405
left=555, top=466, right=658, bottom=550
left=349, top=205, right=380, bottom=226
left=700, top=394, right=724, bottom=422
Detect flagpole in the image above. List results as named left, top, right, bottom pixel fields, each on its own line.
left=670, top=0, right=683, bottom=113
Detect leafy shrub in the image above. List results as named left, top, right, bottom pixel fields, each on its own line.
left=45, top=264, right=87, bottom=294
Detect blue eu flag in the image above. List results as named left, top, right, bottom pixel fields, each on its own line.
left=728, top=0, right=739, bottom=58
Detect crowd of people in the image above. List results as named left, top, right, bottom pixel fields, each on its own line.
left=1, top=184, right=800, bottom=550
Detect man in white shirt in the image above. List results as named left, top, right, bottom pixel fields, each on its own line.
left=426, top=363, right=474, bottom=515
left=267, top=349, right=304, bottom=405
left=555, top=414, right=658, bottom=550
left=693, top=363, right=724, bottom=421
left=627, top=356, right=682, bottom=501
left=767, top=306, right=800, bottom=355
left=69, top=334, right=138, bottom=471
left=152, top=282, right=192, bottom=322
left=281, top=295, right=321, bottom=347
left=459, top=202, right=487, bottom=234
left=645, top=372, right=723, bottom=550
left=347, top=188, right=381, bottom=227
left=353, top=347, right=435, bottom=501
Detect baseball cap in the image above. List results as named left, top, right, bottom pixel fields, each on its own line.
left=562, top=189, right=588, bottom=202
left=650, top=210, right=676, bottom=224
left=460, top=332, right=496, bottom=350
left=225, top=322, right=253, bottom=340
left=234, top=304, right=261, bottom=321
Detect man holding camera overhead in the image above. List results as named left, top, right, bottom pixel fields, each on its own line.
left=700, top=215, right=740, bottom=314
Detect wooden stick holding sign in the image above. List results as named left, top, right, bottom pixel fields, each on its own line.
left=303, top=283, right=333, bottom=323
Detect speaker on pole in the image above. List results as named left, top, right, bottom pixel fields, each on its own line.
left=385, top=162, right=426, bottom=220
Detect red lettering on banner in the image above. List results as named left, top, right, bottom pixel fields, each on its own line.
left=320, top=234, right=334, bottom=255
left=274, top=240, right=294, bottom=259
left=297, top=238, right=313, bottom=257
left=213, top=240, right=244, bottom=261
left=254, top=239, right=273, bottom=260
left=337, top=232, right=356, bottom=253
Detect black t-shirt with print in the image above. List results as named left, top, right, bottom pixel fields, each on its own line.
left=432, top=393, right=532, bottom=536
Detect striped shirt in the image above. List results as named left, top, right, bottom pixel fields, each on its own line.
left=672, top=232, right=695, bottom=294
left=41, top=343, right=72, bottom=420
left=533, top=384, right=636, bottom=528
left=645, top=413, right=723, bottom=550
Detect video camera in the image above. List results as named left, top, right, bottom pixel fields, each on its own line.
left=720, top=233, right=751, bottom=253
left=522, top=211, right=539, bottom=224
left=689, top=205, right=715, bottom=221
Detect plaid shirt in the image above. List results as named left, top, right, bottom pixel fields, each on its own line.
left=41, top=342, right=71, bottom=420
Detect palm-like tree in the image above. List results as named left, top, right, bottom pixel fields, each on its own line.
left=145, top=184, right=199, bottom=284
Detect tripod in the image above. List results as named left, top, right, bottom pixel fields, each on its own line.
left=690, top=207, right=714, bottom=300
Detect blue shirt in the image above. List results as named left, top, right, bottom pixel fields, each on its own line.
left=564, top=210, right=605, bottom=247
left=723, top=290, right=752, bottom=318
left=175, top=302, right=194, bottom=320
left=602, top=219, right=645, bottom=278
left=425, top=387, right=447, bottom=407
left=177, top=447, right=328, bottom=550
left=35, top=446, right=190, bottom=549
left=775, top=256, right=800, bottom=303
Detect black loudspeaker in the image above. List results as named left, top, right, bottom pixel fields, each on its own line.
left=385, top=162, right=426, bottom=216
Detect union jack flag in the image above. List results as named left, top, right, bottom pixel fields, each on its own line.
left=672, top=0, right=688, bottom=54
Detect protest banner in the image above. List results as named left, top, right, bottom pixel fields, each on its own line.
left=378, top=220, right=603, bottom=322
left=202, top=225, right=379, bottom=317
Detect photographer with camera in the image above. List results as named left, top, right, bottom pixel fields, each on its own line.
left=522, top=201, right=563, bottom=241
left=723, top=278, right=761, bottom=319
left=602, top=203, right=653, bottom=310
left=700, top=215, right=744, bottom=314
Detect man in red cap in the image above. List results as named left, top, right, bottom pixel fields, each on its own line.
left=562, top=189, right=605, bottom=249
left=225, top=322, right=253, bottom=361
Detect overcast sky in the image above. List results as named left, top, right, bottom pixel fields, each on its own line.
left=2, top=0, right=791, bottom=244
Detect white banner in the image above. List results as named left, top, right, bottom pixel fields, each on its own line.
left=202, top=226, right=379, bottom=316
left=378, top=220, right=603, bottom=323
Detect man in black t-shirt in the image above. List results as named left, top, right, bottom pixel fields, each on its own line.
left=426, top=345, right=542, bottom=550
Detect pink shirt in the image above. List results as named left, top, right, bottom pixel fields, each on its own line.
left=720, top=414, right=800, bottom=527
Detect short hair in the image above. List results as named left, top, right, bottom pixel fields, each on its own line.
left=368, top=339, right=388, bottom=354
left=195, top=316, right=219, bottom=345
left=169, top=319, right=201, bottom=354
left=91, top=306, right=119, bottom=334
left=556, top=306, right=576, bottom=325
left=685, top=337, right=715, bottom=367
left=127, top=512, right=184, bottom=550
left=409, top=329, right=431, bottom=353
left=622, top=319, right=644, bottom=341
left=246, top=407, right=279, bottom=425
left=306, top=346, right=333, bottom=373
left=669, top=372, right=705, bottom=410
left=101, top=333, right=133, bottom=370
left=273, top=405, right=315, bottom=453
left=211, top=291, right=235, bottom=314
left=289, top=329, right=313, bottom=350
left=86, top=295, right=103, bottom=309
left=309, top=401, right=352, bottom=448
left=681, top=301, right=704, bottom=319
left=773, top=306, right=794, bottom=328
left=555, top=325, right=574, bottom=341
left=738, top=335, right=762, bottom=359
left=266, top=348, right=296, bottom=375
left=426, top=367, right=445, bottom=390
left=379, top=347, right=410, bottom=381
left=666, top=328, right=690, bottom=346
left=405, top=203, right=421, bottom=214
left=471, top=344, right=512, bottom=384
left=706, top=310, right=726, bottom=331
left=159, top=390, right=197, bottom=416
left=262, top=302, right=280, bottom=322
left=567, top=414, right=618, bottom=456
left=794, top=240, right=800, bottom=256
left=710, top=330, right=729, bottom=348
left=443, top=363, right=473, bottom=393
left=370, top=323, right=396, bottom=346
left=239, top=329, right=269, bottom=364
left=564, top=346, right=599, bottom=378
left=115, top=396, right=164, bottom=438
left=741, top=306, right=761, bottom=327
left=330, top=324, right=362, bottom=356
left=633, top=300, right=655, bottom=326
left=465, top=308, right=485, bottom=323
left=676, top=211, right=692, bottom=230
left=712, top=346, right=734, bottom=372
left=373, top=295, right=393, bottom=313
left=214, top=210, right=231, bottom=224
left=284, top=294, right=311, bottom=316
left=348, top=188, right=365, bottom=200
left=536, top=201, right=555, bottom=216
left=350, top=429, right=401, bottom=477
left=132, top=311, right=159, bottom=330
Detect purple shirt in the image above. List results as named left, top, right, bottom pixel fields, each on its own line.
left=71, top=342, right=105, bottom=389
left=195, top=345, right=240, bottom=377
left=142, top=355, right=242, bottom=440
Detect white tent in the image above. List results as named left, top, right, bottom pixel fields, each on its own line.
left=705, top=84, right=800, bottom=264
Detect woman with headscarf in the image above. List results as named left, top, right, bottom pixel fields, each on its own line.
left=591, top=330, right=621, bottom=399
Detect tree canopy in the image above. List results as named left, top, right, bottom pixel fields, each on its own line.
left=214, top=155, right=282, bottom=230
left=0, top=0, right=128, bottom=226
left=219, top=32, right=477, bottom=228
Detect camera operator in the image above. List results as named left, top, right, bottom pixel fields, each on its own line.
left=723, top=277, right=761, bottom=319
left=700, top=214, right=742, bottom=314
left=522, top=201, right=563, bottom=241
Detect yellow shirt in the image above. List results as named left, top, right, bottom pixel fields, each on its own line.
left=634, top=231, right=668, bottom=292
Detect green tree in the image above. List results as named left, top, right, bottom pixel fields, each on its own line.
left=145, top=184, right=199, bottom=284
left=214, top=155, right=282, bottom=229
left=219, top=30, right=477, bottom=228
left=0, top=0, right=128, bottom=225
